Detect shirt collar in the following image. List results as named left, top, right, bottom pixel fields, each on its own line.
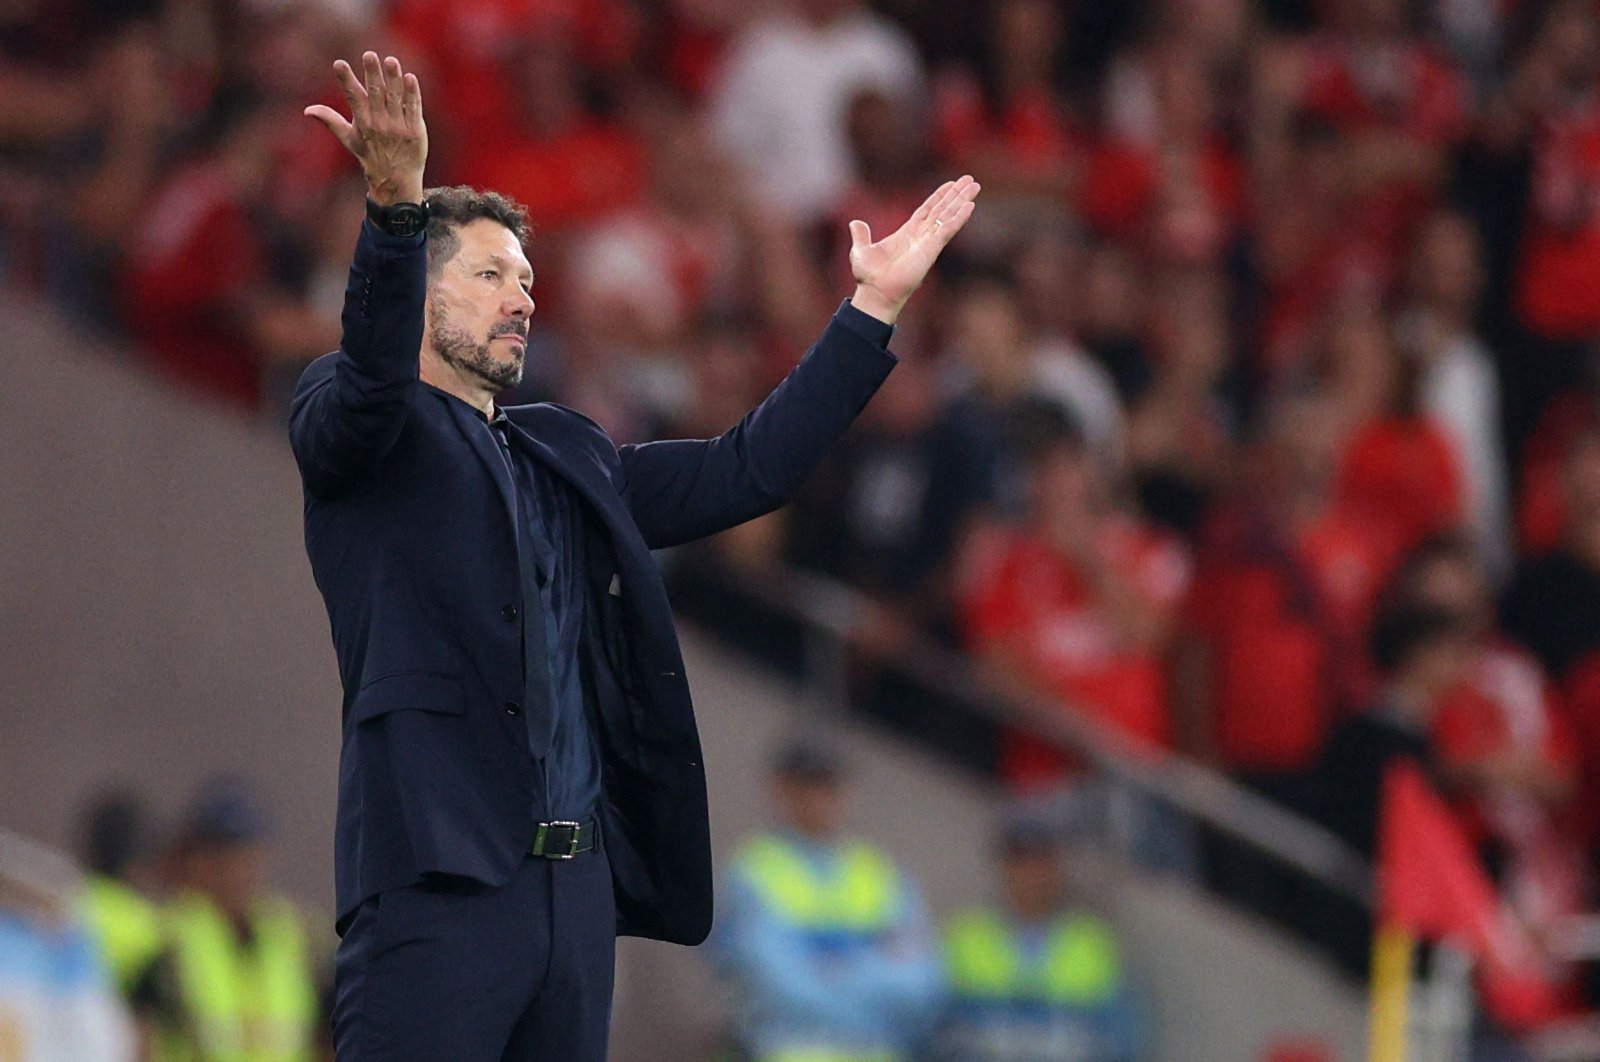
left=423, top=380, right=504, bottom=427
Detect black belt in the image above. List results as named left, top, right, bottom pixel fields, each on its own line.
left=529, top=820, right=597, bottom=859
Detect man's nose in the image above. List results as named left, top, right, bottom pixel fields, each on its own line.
left=507, top=290, right=535, bottom=317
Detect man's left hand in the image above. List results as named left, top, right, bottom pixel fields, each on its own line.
left=848, top=175, right=981, bottom=325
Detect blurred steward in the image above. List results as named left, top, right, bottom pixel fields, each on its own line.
left=711, top=737, right=943, bottom=1062
left=78, top=790, right=164, bottom=999
left=0, top=828, right=137, bottom=1061
left=933, top=807, right=1149, bottom=1062
left=132, top=778, right=323, bottom=1062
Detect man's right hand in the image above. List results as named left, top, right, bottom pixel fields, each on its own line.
left=304, top=51, right=427, bottom=207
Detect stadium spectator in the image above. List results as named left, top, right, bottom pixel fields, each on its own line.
left=130, top=779, right=323, bottom=1062
left=1510, top=0, right=1600, bottom=351
left=77, top=791, right=163, bottom=999
left=930, top=0, right=1081, bottom=205
left=1174, top=393, right=1390, bottom=777
left=1399, top=209, right=1510, bottom=575
left=1127, top=265, right=1235, bottom=537
left=1306, top=602, right=1473, bottom=973
left=711, top=737, right=943, bottom=1062
left=822, top=87, right=939, bottom=308
left=707, top=0, right=923, bottom=224
left=451, top=33, right=647, bottom=238
left=1290, top=0, right=1468, bottom=262
left=561, top=108, right=749, bottom=436
left=1073, top=242, right=1152, bottom=409
left=119, top=96, right=338, bottom=410
left=1503, top=427, right=1600, bottom=681
left=1320, top=296, right=1465, bottom=560
left=1087, top=37, right=1246, bottom=265
left=941, top=277, right=1124, bottom=507
left=934, top=806, right=1149, bottom=1062
left=789, top=353, right=992, bottom=636
left=1389, top=536, right=1589, bottom=973
left=959, top=417, right=1190, bottom=788
left=387, top=0, right=642, bottom=172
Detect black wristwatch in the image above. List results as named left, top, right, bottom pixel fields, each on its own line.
left=366, top=198, right=429, bottom=237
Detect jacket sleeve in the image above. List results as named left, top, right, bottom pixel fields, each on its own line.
left=288, top=220, right=427, bottom=498
left=618, top=301, right=897, bottom=549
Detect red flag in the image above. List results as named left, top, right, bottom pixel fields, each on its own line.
left=1377, top=760, right=1564, bottom=1030
left=1378, top=760, right=1500, bottom=950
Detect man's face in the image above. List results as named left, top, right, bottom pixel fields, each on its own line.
left=773, top=775, right=846, bottom=840
left=1001, top=848, right=1064, bottom=920
left=1032, top=444, right=1099, bottom=528
left=184, top=842, right=265, bottom=919
left=424, top=218, right=535, bottom=392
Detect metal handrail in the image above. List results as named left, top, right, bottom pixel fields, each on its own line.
left=710, top=564, right=1375, bottom=908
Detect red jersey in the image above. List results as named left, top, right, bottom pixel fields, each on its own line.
left=960, top=518, right=1189, bottom=788
left=1185, top=503, right=1397, bottom=771
left=1334, top=415, right=1464, bottom=558
left=1516, top=103, right=1600, bottom=341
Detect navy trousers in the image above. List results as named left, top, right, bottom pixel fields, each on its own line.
left=332, top=842, right=616, bottom=1061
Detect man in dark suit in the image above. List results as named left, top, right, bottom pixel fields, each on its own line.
left=294, top=52, right=979, bottom=1061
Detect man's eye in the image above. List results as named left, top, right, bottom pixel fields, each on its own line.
left=480, top=270, right=499, bottom=280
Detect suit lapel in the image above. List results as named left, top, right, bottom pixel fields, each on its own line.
left=501, top=416, right=622, bottom=534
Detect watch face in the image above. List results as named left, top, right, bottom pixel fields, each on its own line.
left=389, top=206, right=426, bottom=236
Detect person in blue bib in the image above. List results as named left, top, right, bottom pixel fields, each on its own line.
left=933, top=808, right=1150, bottom=1062
left=712, top=737, right=943, bottom=1062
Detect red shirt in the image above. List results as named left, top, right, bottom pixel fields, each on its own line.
left=1298, top=39, right=1467, bottom=254
left=1334, top=415, right=1464, bottom=558
left=1079, top=135, right=1246, bottom=249
left=960, top=519, right=1189, bottom=788
left=455, top=121, right=647, bottom=234
left=120, top=162, right=267, bottom=410
left=1185, top=504, right=1396, bottom=771
left=932, top=74, right=1081, bottom=177
left=1516, top=104, right=1600, bottom=341
left=388, top=0, right=639, bottom=152
left=1434, top=644, right=1578, bottom=844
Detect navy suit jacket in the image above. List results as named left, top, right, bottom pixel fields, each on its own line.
left=289, top=222, right=895, bottom=945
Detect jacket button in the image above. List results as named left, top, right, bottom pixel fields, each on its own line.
left=504, top=701, right=522, bottom=716
left=501, top=604, right=519, bottom=622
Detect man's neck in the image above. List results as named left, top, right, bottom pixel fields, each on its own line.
left=420, top=352, right=496, bottom=417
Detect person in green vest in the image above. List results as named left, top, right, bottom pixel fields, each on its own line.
left=934, top=806, right=1149, bottom=1062
left=79, top=790, right=165, bottom=999
left=711, top=736, right=944, bottom=1062
left=131, top=778, right=322, bottom=1062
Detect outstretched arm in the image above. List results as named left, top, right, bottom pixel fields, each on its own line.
left=621, top=177, right=981, bottom=548
left=288, top=52, right=430, bottom=498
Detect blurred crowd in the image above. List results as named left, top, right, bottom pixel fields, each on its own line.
left=11, top=0, right=1600, bottom=1039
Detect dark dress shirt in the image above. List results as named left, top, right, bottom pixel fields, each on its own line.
left=448, top=390, right=601, bottom=825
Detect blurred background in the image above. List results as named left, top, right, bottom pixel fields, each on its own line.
left=7, top=0, right=1600, bottom=1057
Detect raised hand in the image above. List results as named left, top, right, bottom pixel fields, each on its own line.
left=304, top=52, right=427, bottom=206
left=848, top=175, right=981, bottom=325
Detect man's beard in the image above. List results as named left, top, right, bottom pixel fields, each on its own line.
left=430, top=311, right=525, bottom=392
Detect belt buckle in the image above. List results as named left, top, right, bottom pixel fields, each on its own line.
left=545, top=820, right=583, bottom=860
